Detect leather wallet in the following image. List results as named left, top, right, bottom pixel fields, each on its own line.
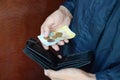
left=23, top=38, right=93, bottom=70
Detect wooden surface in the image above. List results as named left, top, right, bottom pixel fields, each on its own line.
left=0, top=0, right=64, bottom=80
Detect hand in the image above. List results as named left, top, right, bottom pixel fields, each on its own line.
left=44, top=68, right=96, bottom=80
left=40, top=6, right=72, bottom=51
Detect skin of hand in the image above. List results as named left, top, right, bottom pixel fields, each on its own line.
left=40, top=6, right=72, bottom=51
left=44, top=68, right=96, bottom=80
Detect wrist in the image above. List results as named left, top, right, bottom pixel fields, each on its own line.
left=59, top=5, right=73, bottom=19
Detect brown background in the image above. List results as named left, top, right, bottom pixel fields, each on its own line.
left=0, top=0, right=64, bottom=80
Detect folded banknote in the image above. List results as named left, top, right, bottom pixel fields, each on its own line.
left=38, top=25, right=76, bottom=46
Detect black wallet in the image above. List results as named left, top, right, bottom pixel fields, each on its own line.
left=23, top=38, right=93, bottom=70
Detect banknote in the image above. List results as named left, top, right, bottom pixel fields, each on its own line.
left=38, top=25, right=76, bottom=46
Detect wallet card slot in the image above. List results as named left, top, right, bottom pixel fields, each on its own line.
left=23, top=47, right=52, bottom=69
left=24, top=46, right=61, bottom=70
left=56, top=61, right=91, bottom=70
left=57, top=59, right=90, bottom=66
left=27, top=46, right=54, bottom=64
left=27, top=40, right=60, bottom=64
left=59, top=53, right=91, bottom=64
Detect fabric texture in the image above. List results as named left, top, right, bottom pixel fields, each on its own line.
left=62, top=0, right=120, bottom=80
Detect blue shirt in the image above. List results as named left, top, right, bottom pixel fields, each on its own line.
left=62, top=0, right=120, bottom=80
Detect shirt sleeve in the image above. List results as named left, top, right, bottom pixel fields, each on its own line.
left=62, top=0, right=75, bottom=15
left=96, top=63, right=120, bottom=80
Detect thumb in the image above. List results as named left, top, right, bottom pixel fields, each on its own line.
left=44, top=70, right=63, bottom=79
left=44, top=26, right=50, bottom=37
left=41, top=18, right=54, bottom=37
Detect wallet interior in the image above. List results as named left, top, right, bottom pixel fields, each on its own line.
left=23, top=38, right=93, bottom=70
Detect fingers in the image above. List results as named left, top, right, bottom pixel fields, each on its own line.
left=57, top=39, right=69, bottom=45
left=44, top=26, right=50, bottom=37
left=44, top=70, right=63, bottom=79
left=40, top=17, right=54, bottom=50
left=51, top=39, right=69, bottom=51
left=42, top=44, right=59, bottom=51
left=57, top=55, right=62, bottom=59
left=51, top=44, right=60, bottom=51
left=41, top=17, right=53, bottom=37
left=42, top=43, right=61, bottom=51
left=40, top=17, right=69, bottom=51
left=42, top=44, right=49, bottom=50
left=57, top=41, right=64, bottom=46
left=41, top=22, right=50, bottom=37
left=64, top=39, right=69, bottom=43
